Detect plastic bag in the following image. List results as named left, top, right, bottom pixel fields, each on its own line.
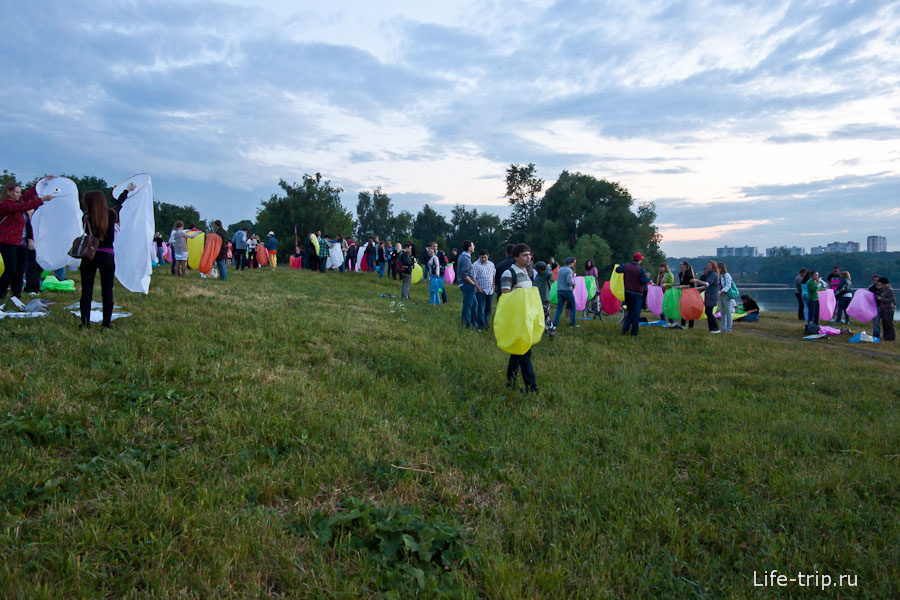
left=610, top=265, right=625, bottom=301
left=846, top=289, right=877, bottom=323
left=600, top=281, right=621, bottom=314
left=680, top=288, right=704, bottom=321
left=493, top=287, right=545, bottom=354
left=40, top=275, right=76, bottom=292
left=647, top=285, right=664, bottom=316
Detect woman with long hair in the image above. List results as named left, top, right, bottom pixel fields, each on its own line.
left=717, top=262, right=734, bottom=333
left=692, top=260, right=721, bottom=333
left=678, top=261, right=695, bottom=329
left=0, top=182, right=52, bottom=300
left=583, top=259, right=599, bottom=280
left=79, top=184, right=133, bottom=328
left=657, top=262, right=675, bottom=326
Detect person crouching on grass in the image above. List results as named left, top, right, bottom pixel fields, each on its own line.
left=500, top=243, right=538, bottom=393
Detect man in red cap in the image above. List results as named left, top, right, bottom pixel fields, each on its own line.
left=615, top=252, right=651, bottom=336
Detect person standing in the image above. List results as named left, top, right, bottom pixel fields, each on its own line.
left=693, top=260, right=721, bottom=333
left=399, top=241, right=414, bottom=300
left=794, top=268, right=808, bottom=320
left=875, top=277, right=895, bottom=341
left=678, top=261, right=697, bottom=329
left=473, top=249, right=496, bottom=330
left=364, top=237, right=376, bottom=273
left=834, top=271, right=852, bottom=324
left=317, top=233, right=329, bottom=272
left=247, top=234, right=259, bottom=268
left=532, top=261, right=553, bottom=330
left=500, top=243, right=538, bottom=393
left=78, top=184, right=133, bottom=328
left=456, top=241, right=477, bottom=328
left=553, top=257, right=579, bottom=331
left=869, top=275, right=882, bottom=338
left=376, top=240, right=387, bottom=278
left=231, top=227, right=247, bottom=270
left=0, top=182, right=53, bottom=301
left=346, top=239, right=357, bottom=272
left=616, top=252, right=652, bottom=336
left=337, top=234, right=348, bottom=273
left=804, top=270, right=820, bottom=326
left=171, top=221, right=200, bottom=277
left=657, top=262, right=675, bottom=327
left=153, top=231, right=165, bottom=267
left=265, top=231, right=278, bottom=269
left=717, top=262, right=734, bottom=333
left=214, top=220, right=229, bottom=281
left=583, top=259, right=599, bottom=281
left=827, top=266, right=842, bottom=293
left=426, top=247, right=442, bottom=305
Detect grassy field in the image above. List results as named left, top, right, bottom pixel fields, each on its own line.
left=1, top=266, right=899, bottom=598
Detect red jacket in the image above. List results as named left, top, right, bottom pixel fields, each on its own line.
left=0, top=187, right=44, bottom=246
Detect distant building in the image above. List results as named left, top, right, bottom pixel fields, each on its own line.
left=867, top=236, right=887, bottom=253
left=765, top=246, right=805, bottom=257
left=810, top=241, right=860, bottom=254
left=716, top=245, right=757, bottom=258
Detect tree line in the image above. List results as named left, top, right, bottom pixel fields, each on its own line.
left=2, top=164, right=665, bottom=275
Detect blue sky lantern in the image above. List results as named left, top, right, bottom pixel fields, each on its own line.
left=2, top=0, right=898, bottom=256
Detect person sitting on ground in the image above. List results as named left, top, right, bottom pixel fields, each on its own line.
left=875, top=277, right=895, bottom=341
left=739, top=294, right=760, bottom=322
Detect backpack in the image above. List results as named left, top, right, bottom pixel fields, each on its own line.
left=804, top=322, right=819, bottom=335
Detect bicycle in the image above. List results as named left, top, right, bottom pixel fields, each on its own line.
left=584, top=293, right=626, bottom=323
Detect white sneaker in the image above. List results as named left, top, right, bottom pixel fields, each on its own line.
left=710, top=330, right=721, bottom=334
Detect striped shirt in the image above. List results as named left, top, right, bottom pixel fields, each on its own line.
left=473, top=260, right=496, bottom=295
left=500, top=264, right=532, bottom=292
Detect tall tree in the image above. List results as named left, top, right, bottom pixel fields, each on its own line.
left=411, top=204, right=451, bottom=248
left=154, top=202, right=206, bottom=232
left=503, top=163, right=544, bottom=239
left=355, top=187, right=394, bottom=239
left=255, top=173, right=354, bottom=261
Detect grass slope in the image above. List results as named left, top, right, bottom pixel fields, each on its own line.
left=1, top=267, right=899, bottom=598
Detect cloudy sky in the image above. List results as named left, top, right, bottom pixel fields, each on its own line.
left=2, top=0, right=899, bottom=256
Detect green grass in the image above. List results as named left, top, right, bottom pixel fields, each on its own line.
left=1, top=266, right=899, bottom=598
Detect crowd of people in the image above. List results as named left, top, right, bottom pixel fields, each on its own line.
left=794, top=266, right=895, bottom=341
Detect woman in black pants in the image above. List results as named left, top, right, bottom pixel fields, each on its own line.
left=0, top=182, right=52, bottom=301
left=678, top=261, right=696, bottom=329
left=79, top=184, right=133, bottom=328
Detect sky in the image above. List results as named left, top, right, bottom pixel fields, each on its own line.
left=2, top=0, right=899, bottom=256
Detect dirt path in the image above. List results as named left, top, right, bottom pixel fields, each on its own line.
left=742, top=328, right=899, bottom=361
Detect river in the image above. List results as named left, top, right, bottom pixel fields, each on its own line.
left=738, top=284, right=899, bottom=320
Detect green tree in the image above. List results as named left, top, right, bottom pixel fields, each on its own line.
left=411, top=204, right=451, bottom=248
left=356, top=187, right=394, bottom=239
left=154, top=202, right=206, bottom=232
left=255, top=174, right=354, bottom=263
left=226, top=219, right=255, bottom=239
left=447, top=205, right=506, bottom=256
left=503, top=163, right=543, bottom=240
left=1, top=169, right=19, bottom=188
left=389, top=210, right=414, bottom=244
left=555, top=234, right=613, bottom=274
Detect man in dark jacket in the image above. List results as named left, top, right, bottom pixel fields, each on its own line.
left=615, top=252, right=651, bottom=336
left=214, top=220, right=229, bottom=281
left=875, top=277, right=895, bottom=341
